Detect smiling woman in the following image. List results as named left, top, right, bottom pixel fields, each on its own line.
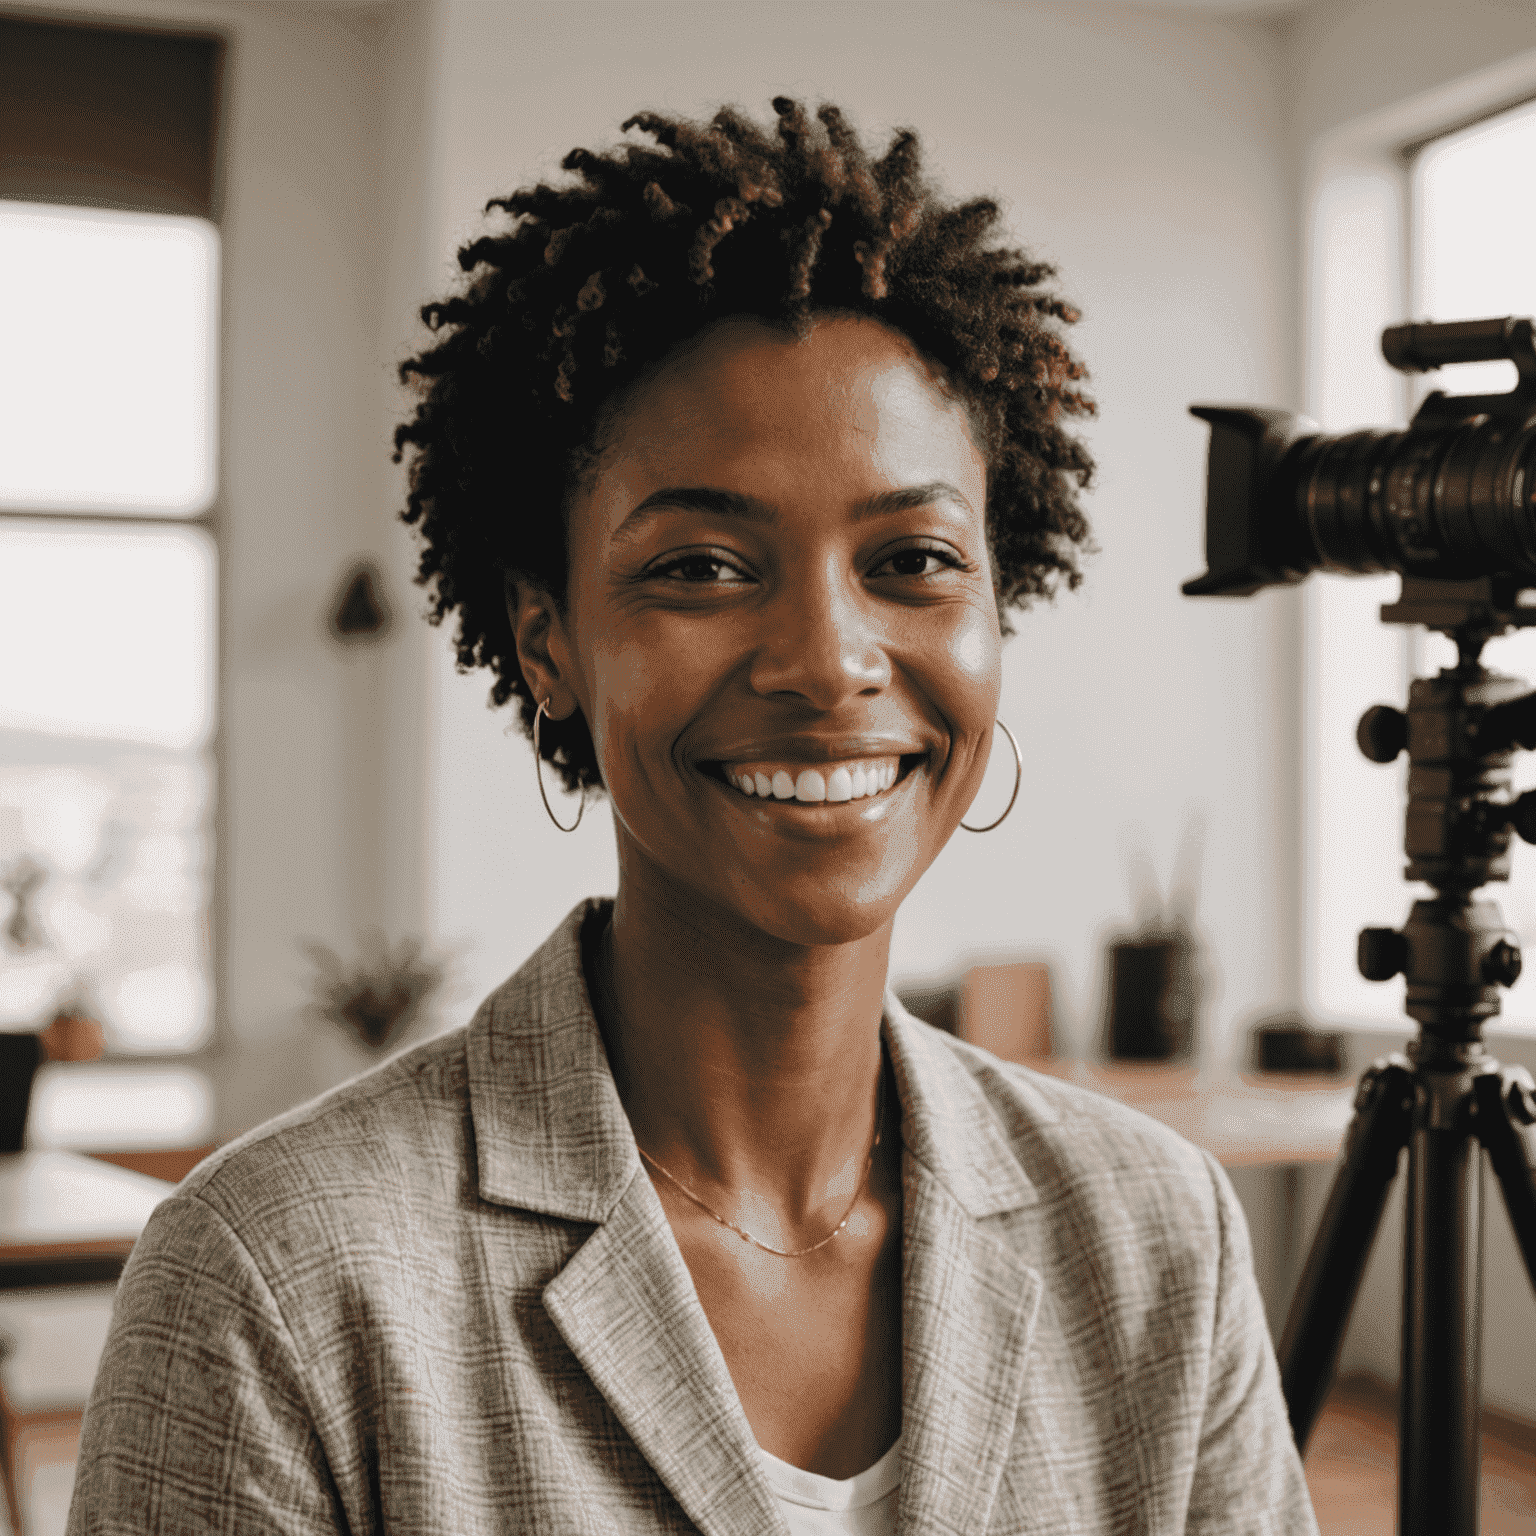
left=68, top=103, right=1317, bottom=1536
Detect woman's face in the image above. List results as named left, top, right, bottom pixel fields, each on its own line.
left=532, top=312, right=1002, bottom=947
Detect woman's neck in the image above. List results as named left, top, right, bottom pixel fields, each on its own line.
left=590, top=868, right=893, bottom=1227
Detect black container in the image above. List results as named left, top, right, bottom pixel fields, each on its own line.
left=1253, top=1020, right=1344, bottom=1074
left=1106, top=931, right=1201, bottom=1060
left=0, top=1033, right=44, bottom=1152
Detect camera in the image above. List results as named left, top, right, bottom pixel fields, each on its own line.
left=1183, top=316, right=1536, bottom=603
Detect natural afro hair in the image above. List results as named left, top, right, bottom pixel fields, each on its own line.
left=394, top=98, right=1096, bottom=793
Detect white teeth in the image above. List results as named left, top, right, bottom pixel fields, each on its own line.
left=794, top=769, right=826, bottom=803
left=724, top=757, right=907, bottom=803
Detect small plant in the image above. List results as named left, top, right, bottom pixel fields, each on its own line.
left=2, top=854, right=48, bottom=952
left=302, top=931, right=446, bottom=1052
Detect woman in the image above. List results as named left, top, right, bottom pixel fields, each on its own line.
left=70, top=101, right=1315, bottom=1534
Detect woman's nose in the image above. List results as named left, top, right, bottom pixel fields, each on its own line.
left=747, top=569, right=891, bottom=708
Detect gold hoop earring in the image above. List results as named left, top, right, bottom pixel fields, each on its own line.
left=960, top=718, right=1022, bottom=833
left=533, top=699, right=585, bottom=833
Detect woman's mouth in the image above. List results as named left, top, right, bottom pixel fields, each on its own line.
left=704, top=755, right=923, bottom=804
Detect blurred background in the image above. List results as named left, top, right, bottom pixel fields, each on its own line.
left=2, top=0, right=1536, bottom=1530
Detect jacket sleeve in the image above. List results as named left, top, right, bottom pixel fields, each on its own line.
left=66, top=1193, right=347, bottom=1535
left=1185, top=1152, right=1320, bottom=1536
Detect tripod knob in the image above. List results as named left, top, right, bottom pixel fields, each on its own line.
left=1357, top=705, right=1408, bottom=764
left=1509, top=789, right=1536, bottom=846
left=1358, top=927, right=1408, bottom=982
left=1482, top=937, right=1524, bottom=987
left=1507, top=1072, right=1536, bottom=1127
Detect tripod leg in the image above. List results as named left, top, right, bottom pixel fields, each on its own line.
left=1400, top=1090, right=1484, bottom=1536
left=1475, top=1065, right=1536, bottom=1292
left=1277, top=1055, right=1414, bottom=1452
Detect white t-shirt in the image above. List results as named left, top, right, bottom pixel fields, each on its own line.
left=756, top=1435, right=901, bottom=1536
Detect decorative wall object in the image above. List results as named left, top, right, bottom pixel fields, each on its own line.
left=327, top=559, right=393, bottom=645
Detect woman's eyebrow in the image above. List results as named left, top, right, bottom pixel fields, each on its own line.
left=612, top=481, right=974, bottom=541
left=856, top=482, right=975, bottom=520
left=614, top=486, right=769, bottom=537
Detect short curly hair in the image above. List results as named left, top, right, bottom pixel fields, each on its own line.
left=394, top=99, right=1096, bottom=793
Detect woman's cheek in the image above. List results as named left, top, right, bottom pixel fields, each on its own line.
left=586, top=636, right=684, bottom=788
left=944, top=601, right=1003, bottom=707
left=931, top=604, right=1002, bottom=801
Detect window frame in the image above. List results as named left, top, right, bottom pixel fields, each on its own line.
left=0, top=494, right=223, bottom=1071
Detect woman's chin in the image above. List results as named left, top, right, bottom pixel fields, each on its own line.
left=614, top=811, right=933, bottom=950
left=712, top=869, right=914, bottom=951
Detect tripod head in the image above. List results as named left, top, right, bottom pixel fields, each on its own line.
left=1351, top=575, right=1536, bottom=1049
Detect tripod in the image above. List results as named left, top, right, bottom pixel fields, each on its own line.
left=1279, top=577, right=1536, bottom=1535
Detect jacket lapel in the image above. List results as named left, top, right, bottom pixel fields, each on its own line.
left=898, top=1158, right=1041, bottom=1534
left=542, top=1172, right=784, bottom=1536
left=883, top=1002, right=1077, bottom=1535
left=468, top=902, right=783, bottom=1536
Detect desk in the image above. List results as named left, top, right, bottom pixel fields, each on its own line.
left=0, top=1153, right=173, bottom=1291
left=1025, top=1060, right=1357, bottom=1168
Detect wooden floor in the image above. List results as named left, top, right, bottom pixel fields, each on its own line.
left=1306, top=1377, right=1536, bottom=1534
left=5, top=1377, right=1535, bottom=1535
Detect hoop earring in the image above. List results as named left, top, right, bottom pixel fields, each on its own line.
left=533, top=699, right=585, bottom=833
left=960, top=718, right=1023, bottom=833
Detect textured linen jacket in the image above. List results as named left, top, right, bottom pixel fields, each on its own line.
left=69, top=899, right=1318, bottom=1535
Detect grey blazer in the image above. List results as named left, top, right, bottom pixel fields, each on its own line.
left=68, top=899, right=1317, bottom=1534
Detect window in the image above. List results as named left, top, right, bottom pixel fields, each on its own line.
left=1, top=20, right=223, bottom=1148
left=1305, top=98, right=1536, bottom=1030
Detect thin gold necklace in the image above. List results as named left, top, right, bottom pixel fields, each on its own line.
left=636, top=1068, right=887, bottom=1259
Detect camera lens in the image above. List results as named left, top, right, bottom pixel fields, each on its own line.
left=1291, top=417, right=1536, bottom=580
left=1184, top=406, right=1536, bottom=596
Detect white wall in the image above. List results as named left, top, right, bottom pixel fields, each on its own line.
left=423, top=1, right=1301, bottom=1066
left=207, top=0, right=442, bottom=1125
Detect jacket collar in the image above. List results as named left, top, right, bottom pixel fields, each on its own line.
left=466, top=897, right=1047, bottom=1224
left=467, top=900, right=1053, bottom=1535
left=465, top=899, right=637, bottom=1224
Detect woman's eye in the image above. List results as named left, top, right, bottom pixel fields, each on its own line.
left=651, top=553, right=750, bottom=584
left=873, top=546, right=964, bottom=578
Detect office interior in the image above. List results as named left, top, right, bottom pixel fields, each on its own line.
left=2, top=0, right=1536, bottom=1530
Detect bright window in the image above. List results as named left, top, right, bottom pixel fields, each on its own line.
left=0, top=202, right=218, bottom=1123
left=0, top=203, right=218, bottom=515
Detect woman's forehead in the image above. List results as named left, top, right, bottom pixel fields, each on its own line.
left=586, top=313, right=985, bottom=509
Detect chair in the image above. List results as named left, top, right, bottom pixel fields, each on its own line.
left=957, top=961, right=1055, bottom=1063
left=0, top=1290, right=116, bottom=1536
left=0, top=1331, right=80, bottom=1536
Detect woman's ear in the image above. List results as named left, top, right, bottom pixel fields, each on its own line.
left=506, top=573, right=578, bottom=719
